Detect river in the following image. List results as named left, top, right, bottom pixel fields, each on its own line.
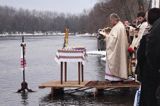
left=0, top=35, right=136, bottom=106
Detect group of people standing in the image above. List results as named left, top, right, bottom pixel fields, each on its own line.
left=99, top=8, right=160, bottom=106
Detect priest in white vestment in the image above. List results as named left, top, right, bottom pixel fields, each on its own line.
left=105, top=13, right=129, bottom=81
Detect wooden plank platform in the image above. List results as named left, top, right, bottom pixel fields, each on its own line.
left=85, top=81, right=140, bottom=89
left=39, top=80, right=140, bottom=89
left=39, top=80, right=89, bottom=88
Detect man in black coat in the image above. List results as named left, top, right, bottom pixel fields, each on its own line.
left=136, top=8, right=160, bottom=106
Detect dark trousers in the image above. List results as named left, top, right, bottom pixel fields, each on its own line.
left=140, top=80, right=159, bottom=106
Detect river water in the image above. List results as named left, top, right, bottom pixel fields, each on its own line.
left=0, top=36, right=136, bottom=106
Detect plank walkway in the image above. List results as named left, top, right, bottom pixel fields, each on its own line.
left=85, top=80, right=140, bottom=89
left=39, top=81, right=89, bottom=88
left=39, top=80, right=140, bottom=89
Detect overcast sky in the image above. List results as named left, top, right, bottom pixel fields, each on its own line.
left=0, top=0, right=98, bottom=14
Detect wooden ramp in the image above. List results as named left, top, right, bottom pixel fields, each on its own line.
left=39, top=80, right=140, bottom=89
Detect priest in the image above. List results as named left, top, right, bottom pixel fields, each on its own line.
left=105, top=13, right=129, bottom=81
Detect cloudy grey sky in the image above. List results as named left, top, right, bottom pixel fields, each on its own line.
left=0, top=0, right=98, bottom=14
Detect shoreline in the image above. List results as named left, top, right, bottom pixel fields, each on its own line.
left=0, top=34, right=96, bottom=38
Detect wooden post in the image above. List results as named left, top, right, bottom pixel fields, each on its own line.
left=60, top=62, right=63, bottom=84
left=17, top=36, right=33, bottom=92
left=81, top=62, right=84, bottom=82
left=78, top=62, right=81, bottom=84
left=64, top=62, right=67, bottom=82
left=22, top=37, right=26, bottom=83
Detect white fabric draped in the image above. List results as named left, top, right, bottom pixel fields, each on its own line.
left=105, top=21, right=129, bottom=80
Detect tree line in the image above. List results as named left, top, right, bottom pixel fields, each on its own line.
left=0, top=0, right=150, bottom=34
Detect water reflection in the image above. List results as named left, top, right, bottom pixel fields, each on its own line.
left=96, top=56, right=106, bottom=81
left=40, top=93, right=94, bottom=106
left=21, top=92, right=29, bottom=106
left=0, top=36, right=136, bottom=106
left=39, top=89, right=136, bottom=106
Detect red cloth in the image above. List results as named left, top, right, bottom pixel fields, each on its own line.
left=128, top=47, right=134, bottom=53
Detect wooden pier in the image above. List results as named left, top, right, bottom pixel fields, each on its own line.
left=39, top=80, right=140, bottom=96
left=39, top=80, right=89, bottom=88
left=42, top=47, right=140, bottom=96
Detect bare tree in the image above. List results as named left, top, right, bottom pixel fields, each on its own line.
left=0, top=1, right=150, bottom=34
